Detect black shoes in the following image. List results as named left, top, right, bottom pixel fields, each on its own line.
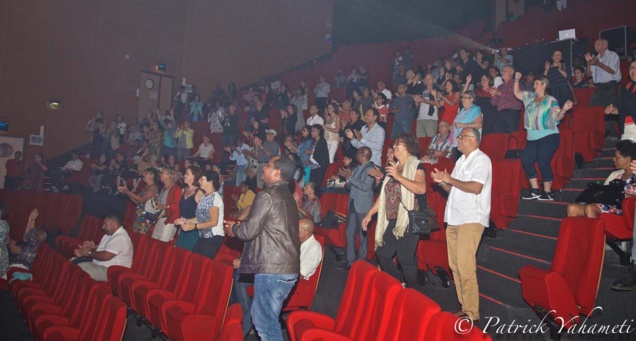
left=611, top=262, right=636, bottom=291
left=522, top=189, right=554, bottom=201
left=537, top=191, right=554, bottom=201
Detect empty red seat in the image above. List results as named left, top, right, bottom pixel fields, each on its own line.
left=519, top=217, right=606, bottom=337
left=424, top=311, right=492, bottom=340
left=600, top=197, right=636, bottom=265
left=219, top=303, right=244, bottom=341
left=287, top=261, right=378, bottom=341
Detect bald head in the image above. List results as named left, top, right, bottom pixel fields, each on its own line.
left=299, top=218, right=315, bottom=243
left=357, top=147, right=372, bottom=164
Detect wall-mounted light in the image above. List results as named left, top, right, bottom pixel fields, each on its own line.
left=156, top=63, right=167, bottom=72
left=48, top=99, right=61, bottom=110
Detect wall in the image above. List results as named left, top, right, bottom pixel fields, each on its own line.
left=0, top=0, right=333, bottom=161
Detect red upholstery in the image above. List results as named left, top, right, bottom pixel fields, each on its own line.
left=519, top=217, right=606, bottom=329
left=107, top=235, right=152, bottom=297
left=161, top=260, right=233, bottom=341
left=56, top=215, right=104, bottom=259
left=424, top=312, right=492, bottom=340
left=480, top=133, right=509, bottom=162
left=572, top=106, right=605, bottom=162
left=322, top=161, right=344, bottom=187
left=119, top=239, right=173, bottom=307
left=490, top=160, right=522, bottom=229
left=287, top=261, right=378, bottom=341
left=601, top=197, right=636, bottom=240
left=313, top=192, right=350, bottom=248
left=219, top=304, right=244, bottom=341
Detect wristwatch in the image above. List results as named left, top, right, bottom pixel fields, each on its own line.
left=194, top=223, right=198, bottom=230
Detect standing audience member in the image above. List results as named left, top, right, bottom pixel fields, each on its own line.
left=341, top=110, right=365, bottom=156
left=414, top=74, right=441, bottom=138
left=189, top=96, right=204, bottom=122
left=292, top=88, right=308, bottom=133
left=222, top=104, right=239, bottom=148
left=324, top=103, right=341, bottom=163
left=8, top=209, right=47, bottom=270
left=74, top=215, right=133, bottom=282
left=587, top=38, right=622, bottom=106
left=515, top=73, right=573, bottom=201
left=151, top=167, right=182, bottom=242
left=294, top=125, right=314, bottom=184
left=281, top=105, right=298, bottom=140
left=230, top=181, right=256, bottom=221
left=24, top=153, right=47, bottom=191
left=474, top=74, right=497, bottom=136
left=118, top=168, right=160, bottom=235
left=226, top=137, right=251, bottom=186
left=0, top=204, right=8, bottom=279
left=431, top=127, right=492, bottom=323
left=175, top=166, right=203, bottom=251
left=362, top=133, right=426, bottom=288
left=158, top=112, right=177, bottom=158
left=437, top=80, right=461, bottom=124
left=494, top=48, right=513, bottom=73
left=4, top=151, right=24, bottom=190
left=174, top=120, right=194, bottom=163
left=227, top=156, right=300, bottom=341
left=346, top=108, right=386, bottom=165
left=306, top=105, right=324, bottom=127
left=490, top=65, right=523, bottom=133
left=255, top=130, right=281, bottom=189
left=544, top=50, right=574, bottom=106
left=308, top=125, right=330, bottom=186
left=176, top=170, right=224, bottom=259
left=337, top=147, right=375, bottom=271
left=390, top=83, right=415, bottom=139
left=314, top=76, right=331, bottom=113
left=88, top=154, right=109, bottom=192
left=450, top=91, right=483, bottom=161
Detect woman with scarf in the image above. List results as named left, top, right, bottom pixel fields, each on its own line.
left=362, top=133, right=426, bottom=288
left=450, top=91, right=483, bottom=161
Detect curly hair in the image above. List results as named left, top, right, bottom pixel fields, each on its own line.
left=394, top=132, right=421, bottom=157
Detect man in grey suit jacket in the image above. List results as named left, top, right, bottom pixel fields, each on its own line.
left=337, top=147, right=375, bottom=270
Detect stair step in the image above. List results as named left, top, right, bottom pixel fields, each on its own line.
left=565, top=178, right=605, bottom=190
left=476, top=266, right=527, bottom=308
left=555, top=188, right=582, bottom=203
left=573, top=168, right=615, bottom=179
left=508, top=214, right=562, bottom=238
left=477, top=295, right=539, bottom=334
left=481, top=230, right=556, bottom=262
left=517, top=199, right=568, bottom=219
left=594, top=157, right=615, bottom=168
left=478, top=242, right=551, bottom=279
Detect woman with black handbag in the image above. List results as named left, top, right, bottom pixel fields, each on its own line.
left=362, top=133, right=426, bottom=288
left=567, top=140, right=636, bottom=218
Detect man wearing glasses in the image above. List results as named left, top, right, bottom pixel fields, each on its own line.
left=431, top=127, right=492, bottom=323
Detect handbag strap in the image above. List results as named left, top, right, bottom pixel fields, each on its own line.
left=506, top=135, right=519, bottom=150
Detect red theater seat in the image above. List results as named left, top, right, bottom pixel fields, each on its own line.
left=519, top=217, right=605, bottom=337
left=424, top=311, right=492, bottom=340
left=287, top=261, right=378, bottom=341
left=56, top=215, right=104, bottom=259
left=219, top=304, right=244, bottom=341
left=600, top=197, right=636, bottom=265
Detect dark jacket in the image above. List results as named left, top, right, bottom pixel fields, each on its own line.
left=233, top=180, right=300, bottom=274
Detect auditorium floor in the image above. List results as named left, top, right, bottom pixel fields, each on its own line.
left=2, top=246, right=635, bottom=340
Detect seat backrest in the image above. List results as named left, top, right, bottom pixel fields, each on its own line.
left=384, top=289, right=441, bottom=341
left=425, top=311, right=492, bottom=341
left=150, top=241, right=174, bottom=284
left=67, top=277, right=101, bottom=328
left=161, top=246, right=192, bottom=292
left=350, top=271, right=403, bottom=341
left=480, top=133, right=508, bottom=161
left=177, top=254, right=212, bottom=302
left=550, top=217, right=606, bottom=315
left=333, top=261, right=378, bottom=336
left=194, top=260, right=234, bottom=336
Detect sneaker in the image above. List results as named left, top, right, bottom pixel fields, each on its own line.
left=522, top=189, right=542, bottom=200
left=611, top=263, right=636, bottom=291
left=538, top=191, right=554, bottom=201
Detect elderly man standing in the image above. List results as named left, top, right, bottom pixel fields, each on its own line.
left=74, top=215, right=133, bottom=282
left=587, top=38, right=622, bottom=137
left=490, top=65, right=523, bottom=133
left=227, top=156, right=300, bottom=341
left=431, top=127, right=492, bottom=323
left=314, top=76, right=331, bottom=113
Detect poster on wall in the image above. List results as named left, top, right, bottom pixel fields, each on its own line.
left=29, top=126, right=44, bottom=146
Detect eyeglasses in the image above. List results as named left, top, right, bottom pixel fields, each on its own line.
left=457, top=135, right=475, bottom=140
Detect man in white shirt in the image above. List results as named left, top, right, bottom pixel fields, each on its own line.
left=431, top=127, right=492, bottom=323
left=413, top=74, right=440, bottom=137
left=375, top=81, right=393, bottom=102
left=226, top=137, right=251, bottom=186
left=346, top=109, right=385, bottom=165
left=306, top=105, right=324, bottom=126
left=313, top=76, right=331, bottom=113
left=74, top=215, right=134, bottom=282
left=587, top=38, right=622, bottom=106
left=51, top=153, right=84, bottom=191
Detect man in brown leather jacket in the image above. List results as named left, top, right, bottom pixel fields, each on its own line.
left=227, top=155, right=300, bottom=341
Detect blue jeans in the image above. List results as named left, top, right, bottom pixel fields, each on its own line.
left=252, top=273, right=298, bottom=341
left=235, top=165, right=247, bottom=186
left=521, top=133, right=560, bottom=182
left=231, top=270, right=255, bottom=336
left=391, top=117, right=411, bottom=140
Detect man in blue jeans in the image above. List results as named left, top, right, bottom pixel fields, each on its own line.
left=227, top=156, right=300, bottom=341
left=390, top=83, right=414, bottom=139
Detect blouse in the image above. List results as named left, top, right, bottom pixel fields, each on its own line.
left=383, top=164, right=427, bottom=220
left=521, top=91, right=561, bottom=141
left=196, top=192, right=224, bottom=238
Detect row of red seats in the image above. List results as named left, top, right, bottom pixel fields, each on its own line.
left=0, top=189, right=83, bottom=239
left=9, top=244, right=127, bottom=341
left=287, top=261, right=491, bottom=341
left=599, top=197, right=636, bottom=265
left=107, top=233, right=237, bottom=341
left=56, top=215, right=105, bottom=259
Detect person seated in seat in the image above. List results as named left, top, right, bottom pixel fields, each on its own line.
left=421, top=120, right=452, bottom=163
left=8, top=209, right=47, bottom=271
left=73, top=215, right=133, bottom=282
left=231, top=218, right=322, bottom=337
left=230, top=181, right=256, bottom=221
left=611, top=159, right=636, bottom=291
left=49, top=152, right=84, bottom=191
left=567, top=140, right=636, bottom=218
left=295, top=181, right=322, bottom=225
